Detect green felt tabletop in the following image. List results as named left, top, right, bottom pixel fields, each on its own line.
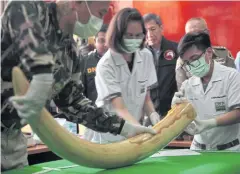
left=4, top=151, right=240, bottom=174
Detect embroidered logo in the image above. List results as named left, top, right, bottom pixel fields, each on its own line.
left=164, top=50, right=175, bottom=60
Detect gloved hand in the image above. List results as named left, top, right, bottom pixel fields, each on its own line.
left=171, top=91, right=187, bottom=106
left=120, top=121, right=157, bottom=138
left=149, top=112, right=160, bottom=125
left=184, top=118, right=217, bottom=135
left=9, top=74, right=53, bottom=122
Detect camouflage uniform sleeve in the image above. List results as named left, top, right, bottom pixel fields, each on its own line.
left=175, top=57, right=189, bottom=90
left=53, top=81, right=125, bottom=135
left=2, top=2, right=54, bottom=75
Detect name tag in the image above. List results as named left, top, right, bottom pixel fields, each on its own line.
left=215, top=102, right=226, bottom=112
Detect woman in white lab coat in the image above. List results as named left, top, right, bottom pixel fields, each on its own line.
left=85, top=8, right=160, bottom=144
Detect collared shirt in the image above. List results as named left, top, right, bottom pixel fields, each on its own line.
left=86, top=48, right=157, bottom=143
left=147, top=36, right=178, bottom=117
left=181, top=62, right=240, bottom=149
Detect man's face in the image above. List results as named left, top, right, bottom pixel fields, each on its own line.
left=144, top=20, right=163, bottom=47
left=181, top=46, right=213, bottom=67
left=185, top=20, right=208, bottom=34
left=95, top=32, right=108, bottom=56
left=58, top=1, right=110, bottom=34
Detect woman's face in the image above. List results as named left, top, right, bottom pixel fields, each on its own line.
left=123, top=21, right=145, bottom=40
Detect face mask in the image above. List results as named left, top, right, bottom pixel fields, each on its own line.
left=187, top=54, right=210, bottom=78
left=73, top=1, right=103, bottom=38
left=122, top=39, right=142, bottom=53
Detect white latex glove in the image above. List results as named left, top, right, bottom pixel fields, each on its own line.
left=149, top=112, right=160, bottom=125
left=171, top=91, right=187, bottom=106
left=184, top=118, right=217, bottom=135
left=9, top=74, right=53, bottom=121
left=120, top=121, right=157, bottom=138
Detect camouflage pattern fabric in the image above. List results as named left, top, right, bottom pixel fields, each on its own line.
left=1, top=1, right=124, bottom=134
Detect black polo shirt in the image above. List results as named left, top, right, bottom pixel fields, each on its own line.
left=147, top=36, right=178, bottom=116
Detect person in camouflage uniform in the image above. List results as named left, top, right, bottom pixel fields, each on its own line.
left=1, top=1, right=155, bottom=171
left=176, top=17, right=236, bottom=90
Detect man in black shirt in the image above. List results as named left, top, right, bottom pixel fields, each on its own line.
left=143, top=13, right=178, bottom=119
left=81, top=24, right=108, bottom=103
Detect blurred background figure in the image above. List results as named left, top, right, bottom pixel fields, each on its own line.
left=176, top=17, right=236, bottom=90
left=73, top=35, right=95, bottom=57
left=81, top=24, right=109, bottom=106
left=82, top=24, right=109, bottom=141
left=143, top=13, right=178, bottom=121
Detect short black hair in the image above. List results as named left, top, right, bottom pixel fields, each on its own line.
left=95, top=24, right=108, bottom=37
left=106, top=8, right=146, bottom=53
left=143, top=13, right=162, bottom=25
left=178, top=32, right=211, bottom=58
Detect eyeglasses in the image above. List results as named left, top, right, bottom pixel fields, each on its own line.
left=123, top=33, right=145, bottom=39
left=181, top=51, right=206, bottom=71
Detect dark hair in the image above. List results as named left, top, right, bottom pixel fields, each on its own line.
left=143, top=13, right=162, bottom=25
left=95, top=24, right=108, bottom=37
left=178, top=32, right=211, bottom=58
left=106, top=8, right=146, bottom=53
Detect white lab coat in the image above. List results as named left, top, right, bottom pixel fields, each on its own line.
left=181, top=62, right=240, bottom=150
left=84, top=48, right=157, bottom=144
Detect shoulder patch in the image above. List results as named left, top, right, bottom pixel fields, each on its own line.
left=164, top=50, right=175, bottom=60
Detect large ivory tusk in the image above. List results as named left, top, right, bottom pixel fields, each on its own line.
left=12, top=67, right=196, bottom=169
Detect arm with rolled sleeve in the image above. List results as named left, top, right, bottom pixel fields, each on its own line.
left=95, top=63, right=140, bottom=125
left=184, top=72, right=240, bottom=135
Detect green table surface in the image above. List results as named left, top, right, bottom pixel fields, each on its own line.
left=4, top=151, right=240, bottom=174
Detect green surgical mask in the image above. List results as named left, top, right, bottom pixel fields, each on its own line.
left=122, top=39, right=142, bottom=53
left=187, top=55, right=210, bottom=78
left=73, top=1, right=103, bottom=38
